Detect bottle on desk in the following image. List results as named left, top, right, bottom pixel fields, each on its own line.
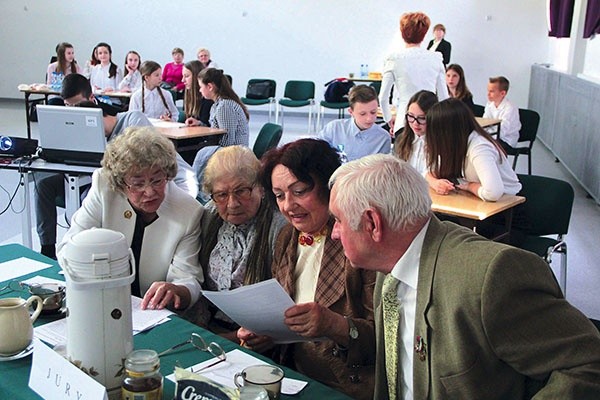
left=360, top=64, right=367, bottom=78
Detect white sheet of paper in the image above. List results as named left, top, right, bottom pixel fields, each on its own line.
left=202, top=279, right=311, bottom=344
left=34, top=296, right=174, bottom=346
left=166, top=349, right=308, bottom=395
left=0, top=257, right=52, bottom=282
left=148, top=118, right=185, bottom=128
left=29, top=338, right=108, bottom=400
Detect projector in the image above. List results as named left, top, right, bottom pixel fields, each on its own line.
left=0, top=136, right=38, bottom=158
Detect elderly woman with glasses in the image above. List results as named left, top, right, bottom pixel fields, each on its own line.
left=184, top=145, right=286, bottom=341
left=237, top=139, right=376, bottom=400
left=57, top=126, right=204, bottom=311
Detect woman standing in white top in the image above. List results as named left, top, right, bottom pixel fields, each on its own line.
left=89, top=42, right=122, bottom=93
left=393, top=90, right=438, bottom=175
left=118, top=50, right=142, bottom=92
left=129, top=61, right=178, bottom=121
left=380, top=12, right=448, bottom=136
left=425, top=98, right=521, bottom=202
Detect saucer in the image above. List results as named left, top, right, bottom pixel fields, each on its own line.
left=0, top=343, right=34, bottom=362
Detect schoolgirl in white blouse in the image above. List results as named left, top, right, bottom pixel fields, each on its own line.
left=128, top=61, right=178, bottom=121
left=118, top=50, right=142, bottom=92
left=89, top=42, right=122, bottom=93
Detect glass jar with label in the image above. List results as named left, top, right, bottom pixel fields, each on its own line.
left=121, top=349, right=163, bottom=400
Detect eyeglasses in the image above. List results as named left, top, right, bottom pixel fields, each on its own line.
left=158, top=333, right=226, bottom=371
left=125, top=175, right=168, bottom=193
left=405, top=113, right=427, bottom=125
left=210, top=186, right=254, bottom=204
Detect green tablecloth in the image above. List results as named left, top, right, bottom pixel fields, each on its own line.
left=0, top=244, right=351, bottom=399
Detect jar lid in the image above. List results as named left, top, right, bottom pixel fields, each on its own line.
left=125, top=349, right=160, bottom=372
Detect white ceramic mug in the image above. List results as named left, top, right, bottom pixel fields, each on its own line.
left=234, top=365, right=284, bottom=400
left=0, top=296, right=43, bottom=355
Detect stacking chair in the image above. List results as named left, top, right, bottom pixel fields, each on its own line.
left=276, top=80, right=315, bottom=132
left=253, top=123, right=283, bottom=159
left=505, top=109, right=540, bottom=175
left=316, top=100, right=348, bottom=132
left=241, top=79, right=277, bottom=122
left=513, top=174, right=574, bottom=294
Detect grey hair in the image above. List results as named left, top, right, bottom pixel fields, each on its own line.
left=101, top=126, right=178, bottom=191
left=203, top=145, right=260, bottom=194
left=329, top=154, right=431, bottom=231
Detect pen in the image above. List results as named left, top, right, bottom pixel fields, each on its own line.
left=239, top=340, right=246, bottom=347
left=179, top=125, right=188, bottom=128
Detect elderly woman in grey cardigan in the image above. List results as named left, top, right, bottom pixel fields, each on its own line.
left=184, top=145, right=286, bottom=342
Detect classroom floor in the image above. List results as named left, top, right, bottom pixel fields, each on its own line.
left=1, top=99, right=599, bottom=319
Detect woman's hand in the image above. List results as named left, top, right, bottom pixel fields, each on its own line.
left=388, top=116, right=396, bottom=138
left=159, top=113, right=173, bottom=121
left=185, top=117, right=200, bottom=126
left=104, top=87, right=114, bottom=93
left=426, top=173, right=455, bottom=195
left=284, top=302, right=345, bottom=340
left=237, top=327, right=274, bottom=353
left=141, top=281, right=190, bottom=310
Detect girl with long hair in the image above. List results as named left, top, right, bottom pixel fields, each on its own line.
left=182, top=60, right=213, bottom=126
left=89, top=42, right=122, bottom=93
left=118, top=50, right=142, bottom=92
left=128, top=61, right=178, bottom=121
left=393, top=90, right=438, bottom=174
left=197, top=68, right=249, bottom=146
left=425, top=98, right=521, bottom=201
left=445, top=64, right=474, bottom=109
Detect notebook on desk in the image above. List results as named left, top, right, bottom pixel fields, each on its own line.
left=37, top=105, right=106, bottom=167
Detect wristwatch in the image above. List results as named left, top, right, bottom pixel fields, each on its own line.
left=345, top=316, right=359, bottom=340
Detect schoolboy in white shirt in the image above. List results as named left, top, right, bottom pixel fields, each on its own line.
left=484, top=76, right=521, bottom=150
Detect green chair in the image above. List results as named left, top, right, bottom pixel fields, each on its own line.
left=277, top=80, right=315, bottom=132
left=370, top=81, right=381, bottom=95
left=316, top=100, right=349, bottom=131
left=241, top=79, right=277, bottom=122
left=252, top=123, right=283, bottom=159
left=505, top=109, right=540, bottom=175
left=513, top=174, right=574, bottom=294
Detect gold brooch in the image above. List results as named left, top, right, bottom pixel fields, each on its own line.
left=124, top=210, right=133, bottom=219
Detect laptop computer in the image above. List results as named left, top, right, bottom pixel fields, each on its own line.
left=37, top=105, right=106, bottom=166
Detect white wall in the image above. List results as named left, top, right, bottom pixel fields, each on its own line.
left=1, top=0, right=550, bottom=110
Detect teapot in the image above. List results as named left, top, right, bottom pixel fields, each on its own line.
left=0, top=296, right=43, bottom=355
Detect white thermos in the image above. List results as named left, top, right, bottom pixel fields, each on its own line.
left=60, top=228, right=135, bottom=393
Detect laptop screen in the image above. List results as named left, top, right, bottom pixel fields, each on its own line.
left=37, top=105, right=106, bottom=166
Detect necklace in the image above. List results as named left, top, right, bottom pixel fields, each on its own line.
left=298, top=226, right=328, bottom=246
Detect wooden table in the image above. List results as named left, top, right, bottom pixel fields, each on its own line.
left=429, top=188, right=525, bottom=242
left=476, top=117, right=501, bottom=136
left=154, top=123, right=225, bottom=164
left=18, top=85, right=132, bottom=139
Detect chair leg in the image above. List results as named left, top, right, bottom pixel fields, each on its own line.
left=307, top=104, right=313, bottom=133
left=527, top=153, right=532, bottom=175
left=559, top=243, right=567, bottom=295
left=316, top=106, right=323, bottom=132
left=512, top=153, right=519, bottom=170
left=275, top=104, right=280, bottom=125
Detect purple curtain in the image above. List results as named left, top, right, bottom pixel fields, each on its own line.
left=549, top=0, right=575, bottom=38
left=584, top=0, right=600, bottom=38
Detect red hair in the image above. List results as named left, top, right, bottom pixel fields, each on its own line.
left=400, top=12, right=431, bottom=44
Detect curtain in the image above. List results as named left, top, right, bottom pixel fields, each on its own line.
left=584, top=0, right=600, bottom=38
left=548, top=0, right=575, bottom=38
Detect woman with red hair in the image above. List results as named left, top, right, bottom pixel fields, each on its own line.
left=379, top=11, right=449, bottom=137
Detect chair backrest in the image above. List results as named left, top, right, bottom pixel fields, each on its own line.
left=471, top=103, right=485, bottom=117
left=283, top=80, right=315, bottom=101
left=370, top=81, right=382, bottom=95
left=517, top=108, right=540, bottom=144
left=245, top=79, right=276, bottom=99
left=253, top=123, right=283, bottom=158
left=517, top=174, right=574, bottom=236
